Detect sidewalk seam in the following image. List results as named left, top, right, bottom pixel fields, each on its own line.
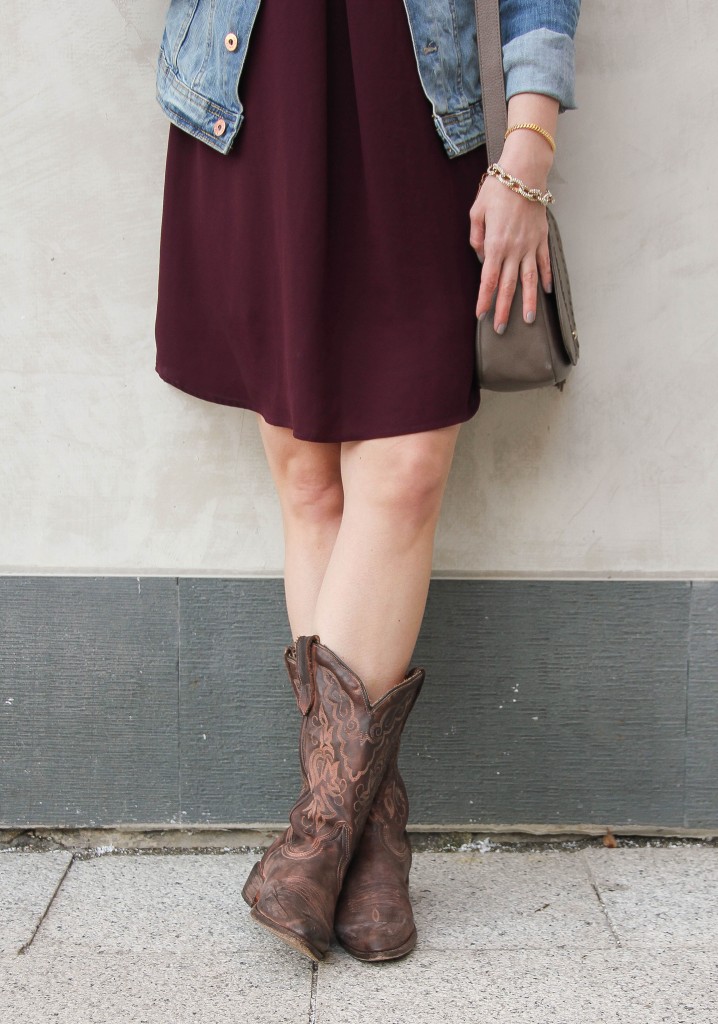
left=309, top=961, right=318, bottom=1024
left=579, top=851, right=622, bottom=948
left=17, top=854, right=75, bottom=955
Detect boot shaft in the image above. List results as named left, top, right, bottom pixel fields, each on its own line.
left=284, top=635, right=423, bottom=848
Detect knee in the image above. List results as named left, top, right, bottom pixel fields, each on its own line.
left=359, top=436, right=454, bottom=527
left=281, top=457, right=344, bottom=527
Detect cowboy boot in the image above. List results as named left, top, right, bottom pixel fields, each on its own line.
left=282, top=647, right=420, bottom=961
left=241, top=634, right=424, bottom=961
left=333, top=746, right=417, bottom=960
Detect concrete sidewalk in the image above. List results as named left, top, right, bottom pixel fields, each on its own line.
left=1, top=839, right=716, bottom=1023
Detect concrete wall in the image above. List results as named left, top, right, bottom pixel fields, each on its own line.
left=1, top=0, right=716, bottom=579
left=2, top=4, right=717, bottom=831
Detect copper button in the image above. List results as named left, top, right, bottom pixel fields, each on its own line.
left=213, top=118, right=226, bottom=137
left=224, top=32, right=238, bottom=51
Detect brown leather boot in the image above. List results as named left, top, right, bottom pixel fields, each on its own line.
left=333, top=747, right=417, bottom=961
left=241, top=634, right=424, bottom=961
left=276, top=644, right=420, bottom=961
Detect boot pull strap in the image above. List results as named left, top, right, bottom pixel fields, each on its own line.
left=284, top=645, right=304, bottom=714
left=293, top=635, right=318, bottom=715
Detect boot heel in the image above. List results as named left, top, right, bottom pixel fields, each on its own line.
left=241, top=862, right=263, bottom=907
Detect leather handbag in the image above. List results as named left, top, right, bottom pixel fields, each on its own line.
left=474, top=0, right=579, bottom=391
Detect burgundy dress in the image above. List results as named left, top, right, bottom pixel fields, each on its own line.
left=155, top=0, right=487, bottom=443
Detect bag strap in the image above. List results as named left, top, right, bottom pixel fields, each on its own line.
left=473, top=0, right=508, bottom=165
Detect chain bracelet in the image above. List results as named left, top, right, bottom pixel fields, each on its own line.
left=504, top=122, right=556, bottom=153
left=478, top=163, right=555, bottom=206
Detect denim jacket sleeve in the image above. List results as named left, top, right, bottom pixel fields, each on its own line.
left=499, top=0, right=581, bottom=111
left=400, top=0, right=581, bottom=156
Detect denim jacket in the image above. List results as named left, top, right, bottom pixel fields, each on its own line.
left=156, top=0, right=580, bottom=158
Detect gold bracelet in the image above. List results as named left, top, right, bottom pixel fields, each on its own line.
left=504, top=122, right=556, bottom=153
left=478, top=163, right=554, bottom=206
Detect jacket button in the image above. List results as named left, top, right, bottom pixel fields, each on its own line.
left=213, top=118, right=226, bottom=137
left=224, top=33, right=238, bottom=51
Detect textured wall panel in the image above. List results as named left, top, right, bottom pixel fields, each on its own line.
left=685, top=582, right=718, bottom=827
left=173, top=579, right=694, bottom=826
left=0, top=577, right=179, bottom=826
left=409, top=581, right=690, bottom=827
left=177, top=578, right=297, bottom=824
left=1, top=577, right=713, bottom=829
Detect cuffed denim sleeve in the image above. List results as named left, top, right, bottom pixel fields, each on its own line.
left=502, top=27, right=577, bottom=110
left=496, top=0, right=581, bottom=111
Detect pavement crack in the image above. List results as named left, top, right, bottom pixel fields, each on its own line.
left=17, top=853, right=75, bottom=955
left=580, top=851, right=623, bottom=948
left=308, top=960, right=319, bottom=1024
left=589, top=880, right=623, bottom=947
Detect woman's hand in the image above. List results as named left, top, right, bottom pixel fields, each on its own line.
left=470, top=94, right=559, bottom=333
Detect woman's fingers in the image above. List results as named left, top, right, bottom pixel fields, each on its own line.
left=537, top=237, right=552, bottom=295
left=475, top=256, right=499, bottom=322
left=475, top=256, right=522, bottom=332
left=478, top=256, right=548, bottom=332
left=520, top=257, right=539, bottom=325
left=469, top=209, right=485, bottom=263
left=493, top=259, right=521, bottom=332
left=471, top=178, right=551, bottom=332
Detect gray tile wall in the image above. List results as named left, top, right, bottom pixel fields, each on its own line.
left=0, top=577, right=715, bottom=829
left=685, top=582, right=718, bottom=827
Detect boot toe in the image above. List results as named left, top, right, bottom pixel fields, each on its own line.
left=253, top=879, right=332, bottom=959
left=335, top=894, right=417, bottom=961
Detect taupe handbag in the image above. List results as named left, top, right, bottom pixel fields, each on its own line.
left=474, top=0, right=579, bottom=391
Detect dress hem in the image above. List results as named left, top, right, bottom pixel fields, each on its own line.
left=155, top=365, right=480, bottom=444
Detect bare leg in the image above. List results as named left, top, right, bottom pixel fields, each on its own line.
left=256, top=415, right=343, bottom=638
left=257, top=415, right=460, bottom=701
left=313, top=425, right=461, bottom=701
left=252, top=417, right=457, bottom=963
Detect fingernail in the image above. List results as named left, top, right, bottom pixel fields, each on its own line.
left=546, top=281, right=553, bottom=294
left=525, top=310, right=536, bottom=324
left=496, top=323, right=507, bottom=336
left=478, top=311, right=487, bottom=322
